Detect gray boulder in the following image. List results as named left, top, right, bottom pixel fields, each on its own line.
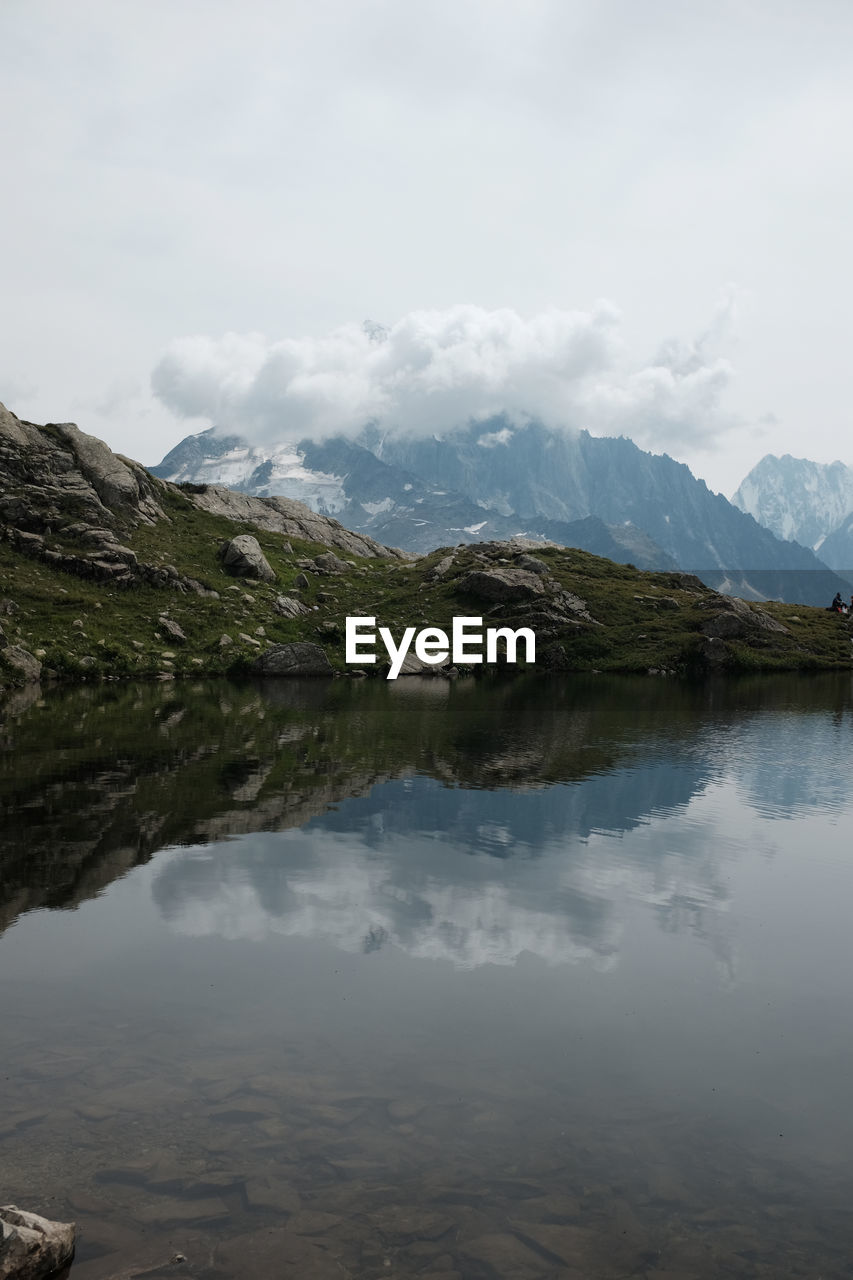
left=221, top=535, right=276, bottom=582
left=514, top=554, right=550, bottom=575
left=426, top=554, right=455, bottom=581
left=550, top=590, right=597, bottom=623
left=313, top=551, right=351, bottom=574
left=702, top=595, right=791, bottom=640
left=0, top=647, right=42, bottom=684
left=458, top=567, right=545, bottom=603
left=272, top=595, right=312, bottom=618
left=252, top=643, right=333, bottom=676
left=158, top=616, right=186, bottom=642
left=0, top=1205, right=76, bottom=1279
left=389, top=651, right=443, bottom=676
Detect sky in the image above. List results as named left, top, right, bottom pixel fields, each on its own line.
left=2, top=0, right=852, bottom=497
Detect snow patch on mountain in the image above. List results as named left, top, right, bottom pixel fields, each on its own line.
left=152, top=429, right=347, bottom=514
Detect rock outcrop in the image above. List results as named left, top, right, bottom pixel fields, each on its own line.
left=0, top=1205, right=76, bottom=1279
left=0, top=402, right=403, bottom=594
left=0, top=402, right=164, bottom=531
left=189, top=485, right=405, bottom=560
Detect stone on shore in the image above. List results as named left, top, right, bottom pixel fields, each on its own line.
left=251, top=643, right=333, bottom=676
left=0, top=647, right=42, bottom=684
left=0, top=1205, right=76, bottom=1279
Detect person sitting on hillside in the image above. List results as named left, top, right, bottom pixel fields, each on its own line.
left=829, top=592, right=844, bottom=612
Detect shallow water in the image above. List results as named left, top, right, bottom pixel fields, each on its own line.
left=2, top=673, right=853, bottom=1278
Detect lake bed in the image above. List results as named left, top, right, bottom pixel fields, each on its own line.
left=2, top=674, right=852, bottom=1278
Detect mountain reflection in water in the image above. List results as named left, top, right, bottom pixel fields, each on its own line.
left=3, top=671, right=850, bottom=940
left=3, top=673, right=853, bottom=1279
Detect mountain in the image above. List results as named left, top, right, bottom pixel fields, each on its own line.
left=152, top=429, right=351, bottom=513
left=374, top=421, right=813, bottom=573
left=815, top=514, right=853, bottom=579
left=731, top=453, right=853, bottom=551
left=152, top=420, right=849, bottom=604
left=153, top=428, right=677, bottom=567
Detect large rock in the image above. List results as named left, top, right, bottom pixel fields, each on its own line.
left=272, top=595, right=311, bottom=618
left=0, top=647, right=42, bottom=684
left=514, top=553, right=550, bottom=575
left=458, top=567, right=546, bottom=602
left=252, top=643, right=333, bottom=676
left=221, top=535, right=276, bottom=582
left=313, top=551, right=351, bottom=574
left=389, top=651, right=433, bottom=676
left=702, top=595, right=791, bottom=640
left=0, top=1205, right=76, bottom=1279
left=158, top=616, right=186, bottom=642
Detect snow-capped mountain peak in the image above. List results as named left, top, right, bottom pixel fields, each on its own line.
left=731, top=453, right=853, bottom=550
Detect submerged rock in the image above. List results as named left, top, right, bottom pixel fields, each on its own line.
left=0, top=1205, right=76, bottom=1279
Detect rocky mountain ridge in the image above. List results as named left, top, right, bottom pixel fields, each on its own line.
left=153, top=426, right=677, bottom=568
left=0, top=401, right=401, bottom=587
left=152, top=419, right=848, bottom=604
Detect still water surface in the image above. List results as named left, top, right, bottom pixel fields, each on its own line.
left=2, top=674, right=853, bottom=1278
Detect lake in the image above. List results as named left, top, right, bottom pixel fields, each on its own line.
left=2, top=672, right=853, bottom=1279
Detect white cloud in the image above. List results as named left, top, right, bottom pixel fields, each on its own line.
left=151, top=301, right=735, bottom=450
left=477, top=427, right=514, bottom=448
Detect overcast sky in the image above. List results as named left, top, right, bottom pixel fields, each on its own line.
left=2, top=0, right=852, bottom=496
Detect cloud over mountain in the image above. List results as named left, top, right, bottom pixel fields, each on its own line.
left=151, top=302, right=735, bottom=450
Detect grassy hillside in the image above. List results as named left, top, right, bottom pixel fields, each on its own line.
left=2, top=480, right=852, bottom=692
